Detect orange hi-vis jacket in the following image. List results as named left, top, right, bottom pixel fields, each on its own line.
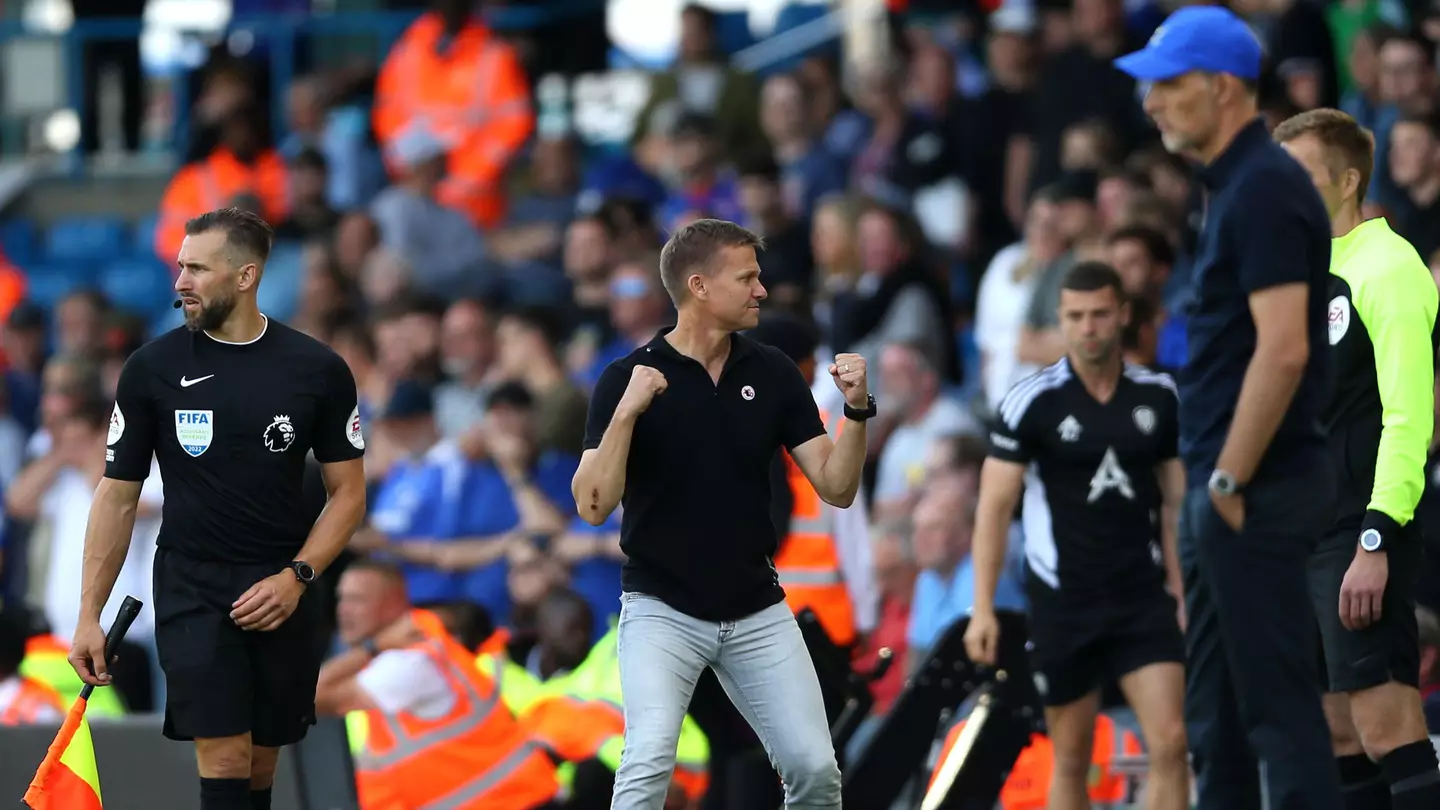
left=0, top=676, right=64, bottom=725
left=373, top=13, right=535, bottom=229
left=776, top=410, right=856, bottom=647
left=928, top=713, right=1143, bottom=809
left=353, top=610, right=559, bottom=810
left=154, top=148, right=290, bottom=265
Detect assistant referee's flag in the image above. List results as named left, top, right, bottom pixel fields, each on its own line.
left=23, top=595, right=142, bottom=810
left=22, top=696, right=103, bottom=810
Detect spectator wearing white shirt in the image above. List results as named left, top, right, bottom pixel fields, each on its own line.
left=4, top=400, right=161, bottom=711
left=872, top=343, right=982, bottom=518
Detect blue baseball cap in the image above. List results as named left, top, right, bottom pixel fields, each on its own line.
left=1113, top=7, right=1264, bottom=82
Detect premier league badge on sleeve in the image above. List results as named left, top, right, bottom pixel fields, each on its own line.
left=175, top=410, right=214, bottom=458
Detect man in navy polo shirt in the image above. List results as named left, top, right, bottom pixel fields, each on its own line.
left=1116, top=8, right=1343, bottom=810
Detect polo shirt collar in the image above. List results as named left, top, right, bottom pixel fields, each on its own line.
left=646, top=326, right=756, bottom=367
left=1199, top=117, right=1270, bottom=190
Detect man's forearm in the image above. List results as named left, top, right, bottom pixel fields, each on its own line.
left=970, top=507, right=1012, bottom=615
left=315, top=648, right=372, bottom=716
left=507, top=476, right=566, bottom=534
left=1216, top=348, right=1307, bottom=482
left=819, top=420, right=867, bottom=507
left=573, top=412, right=638, bottom=525
left=295, top=484, right=366, bottom=575
left=78, top=481, right=141, bottom=625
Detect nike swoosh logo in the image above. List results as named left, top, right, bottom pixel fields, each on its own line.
left=180, top=375, right=215, bottom=388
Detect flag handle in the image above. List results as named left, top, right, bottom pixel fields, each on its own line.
left=79, top=596, right=142, bottom=701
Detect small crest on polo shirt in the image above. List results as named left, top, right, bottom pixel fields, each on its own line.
left=741, top=385, right=756, bottom=401
left=1133, top=406, right=1156, bottom=435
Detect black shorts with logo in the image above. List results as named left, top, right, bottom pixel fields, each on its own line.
left=153, top=548, right=324, bottom=746
left=1027, top=584, right=1185, bottom=708
left=1308, top=525, right=1423, bottom=693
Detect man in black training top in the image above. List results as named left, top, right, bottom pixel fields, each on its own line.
left=967, top=261, right=1191, bottom=810
left=572, top=219, right=871, bottom=810
left=68, top=208, right=368, bottom=810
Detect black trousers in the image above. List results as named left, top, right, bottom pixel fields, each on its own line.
left=1180, top=466, right=1342, bottom=810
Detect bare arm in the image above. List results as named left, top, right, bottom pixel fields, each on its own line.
left=295, top=458, right=368, bottom=575
left=789, top=419, right=868, bottom=508
left=1214, top=284, right=1311, bottom=483
left=572, top=413, right=637, bottom=526
left=315, top=648, right=379, bottom=716
left=505, top=474, right=567, bottom=535
left=1156, top=459, right=1186, bottom=599
left=78, top=478, right=144, bottom=625
left=4, top=455, right=66, bottom=521
left=1015, top=327, right=1066, bottom=365
left=971, top=458, right=1026, bottom=616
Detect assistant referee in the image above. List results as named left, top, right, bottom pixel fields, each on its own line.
left=1275, top=109, right=1440, bottom=810
left=572, top=219, right=871, bottom=810
left=69, top=208, right=369, bottom=810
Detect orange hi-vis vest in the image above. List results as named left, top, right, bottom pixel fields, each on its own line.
left=928, top=713, right=1142, bottom=809
left=154, top=147, right=290, bottom=265
left=776, top=410, right=856, bottom=647
left=373, top=13, right=535, bottom=229
left=353, top=610, right=559, bottom=810
left=0, top=676, right=64, bottom=725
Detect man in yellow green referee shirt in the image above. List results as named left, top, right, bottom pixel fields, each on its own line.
left=1276, top=108, right=1440, bottom=810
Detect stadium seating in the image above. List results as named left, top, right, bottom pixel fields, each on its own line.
left=23, top=262, right=93, bottom=309
left=0, top=219, right=35, bottom=263
left=45, top=216, right=129, bottom=262
left=100, top=259, right=175, bottom=317
left=133, top=215, right=160, bottom=259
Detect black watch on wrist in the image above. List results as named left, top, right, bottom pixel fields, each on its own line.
left=844, top=394, right=878, bottom=423
left=1359, top=510, right=1400, bottom=553
left=289, top=560, right=317, bottom=587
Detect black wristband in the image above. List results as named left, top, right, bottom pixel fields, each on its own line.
left=1360, top=509, right=1403, bottom=542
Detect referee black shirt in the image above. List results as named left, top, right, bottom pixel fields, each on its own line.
left=584, top=327, right=827, bottom=621
left=105, top=318, right=366, bottom=564
left=1179, top=118, right=1333, bottom=482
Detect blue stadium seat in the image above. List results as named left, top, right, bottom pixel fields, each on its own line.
left=0, top=219, right=35, bottom=262
left=714, top=10, right=756, bottom=56
left=23, top=263, right=90, bottom=309
left=45, top=216, right=128, bottom=262
left=100, top=259, right=174, bottom=315
left=133, top=215, right=159, bottom=257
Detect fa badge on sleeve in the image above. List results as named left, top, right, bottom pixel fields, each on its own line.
left=175, top=410, right=214, bottom=458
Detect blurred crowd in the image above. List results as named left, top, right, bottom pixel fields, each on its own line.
left=7, top=0, right=1440, bottom=805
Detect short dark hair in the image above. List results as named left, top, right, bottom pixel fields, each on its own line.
left=185, top=207, right=274, bottom=265
left=72, top=397, right=112, bottom=431
left=1396, top=109, right=1440, bottom=140
left=1107, top=224, right=1176, bottom=267
left=736, top=152, right=781, bottom=183
left=1272, top=108, right=1375, bottom=205
left=658, top=219, right=764, bottom=302
left=1123, top=294, right=1157, bottom=351
left=501, top=305, right=567, bottom=350
left=344, top=557, right=406, bottom=585
left=326, top=312, right=375, bottom=361
left=486, top=380, right=535, bottom=411
left=1061, top=260, right=1126, bottom=299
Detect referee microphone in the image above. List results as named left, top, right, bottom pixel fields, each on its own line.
left=173, top=298, right=184, bottom=309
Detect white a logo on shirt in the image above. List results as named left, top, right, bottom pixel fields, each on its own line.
left=1058, top=415, right=1082, bottom=442
left=1088, top=447, right=1135, bottom=503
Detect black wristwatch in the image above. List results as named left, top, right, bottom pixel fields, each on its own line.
left=1359, top=509, right=1400, bottom=553
left=289, top=560, right=317, bottom=587
left=844, top=394, right=878, bottom=423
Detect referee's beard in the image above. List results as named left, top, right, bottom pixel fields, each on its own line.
left=185, top=291, right=238, bottom=333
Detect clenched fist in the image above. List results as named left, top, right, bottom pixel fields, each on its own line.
left=828, top=353, right=870, bottom=408
left=617, top=365, right=668, bottom=419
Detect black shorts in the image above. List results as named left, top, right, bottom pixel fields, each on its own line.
left=153, top=548, right=324, bottom=747
left=1308, top=526, right=1423, bottom=693
left=1028, top=587, right=1185, bottom=708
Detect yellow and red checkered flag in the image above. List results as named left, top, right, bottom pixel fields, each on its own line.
left=22, top=596, right=141, bottom=810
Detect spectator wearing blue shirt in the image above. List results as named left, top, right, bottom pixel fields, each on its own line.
left=758, top=73, right=849, bottom=222
left=280, top=75, right=387, bottom=211
left=552, top=511, right=627, bottom=641
left=907, top=471, right=1025, bottom=668
left=353, top=381, right=469, bottom=605
left=657, top=112, right=745, bottom=234
left=576, top=258, right=675, bottom=390
left=434, top=382, right=580, bottom=626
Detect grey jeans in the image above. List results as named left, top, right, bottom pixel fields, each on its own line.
left=610, top=593, right=842, bottom=809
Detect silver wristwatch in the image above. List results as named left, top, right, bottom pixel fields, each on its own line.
left=1208, top=469, right=1241, bottom=497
